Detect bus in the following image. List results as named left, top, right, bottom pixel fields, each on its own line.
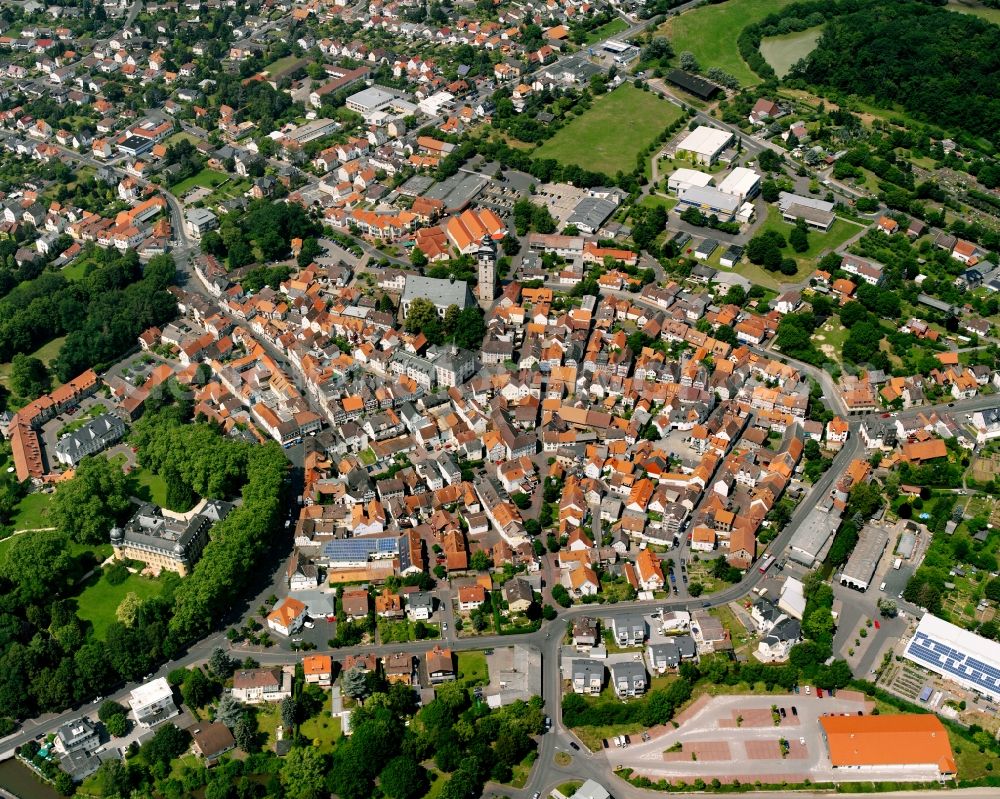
left=757, top=555, right=776, bottom=574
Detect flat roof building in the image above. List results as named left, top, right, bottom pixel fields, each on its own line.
left=346, top=87, right=397, bottom=115
left=904, top=613, right=1000, bottom=701
left=717, top=166, right=762, bottom=201
left=667, top=168, right=714, bottom=193
left=676, top=185, right=741, bottom=221
left=676, top=126, right=733, bottom=165
left=129, top=677, right=179, bottom=727
left=838, top=524, right=888, bottom=591
left=819, top=714, right=955, bottom=777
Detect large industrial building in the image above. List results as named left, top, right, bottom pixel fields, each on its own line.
left=838, top=524, right=889, bottom=591
left=667, top=168, right=714, bottom=193
left=904, top=613, right=1000, bottom=701
left=716, top=166, right=762, bottom=201
left=676, top=185, right=741, bottom=221
left=819, top=714, right=956, bottom=778
left=675, top=126, right=733, bottom=165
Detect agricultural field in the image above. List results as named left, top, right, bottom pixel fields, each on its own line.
left=759, top=26, right=823, bottom=78
left=662, top=0, right=794, bottom=85
left=533, top=85, right=684, bottom=176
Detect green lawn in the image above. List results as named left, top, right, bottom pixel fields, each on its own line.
left=534, top=85, right=684, bottom=176
left=812, top=319, right=849, bottom=365
left=759, top=26, right=822, bottom=78
left=0, top=336, right=67, bottom=389
left=558, top=781, right=583, bottom=797
left=759, top=206, right=864, bottom=264
left=76, top=571, right=166, bottom=639
left=456, top=651, right=489, bottom=686
left=255, top=703, right=283, bottom=750
left=61, top=260, right=92, bottom=281
left=663, top=0, right=794, bottom=85
left=11, top=491, right=56, bottom=531
left=171, top=168, right=230, bottom=196
left=300, top=711, right=342, bottom=749
left=422, top=769, right=449, bottom=799
left=947, top=0, right=1000, bottom=25
left=639, top=194, right=677, bottom=213
left=585, top=17, right=629, bottom=45
left=134, top=468, right=169, bottom=508
left=264, top=54, right=308, bottom=76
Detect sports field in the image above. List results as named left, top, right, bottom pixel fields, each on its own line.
left=663, top=0, right=793, bottom=85
left=759, top=26, right=822, bottom=78
left=533, top=85, right=684, bottom=176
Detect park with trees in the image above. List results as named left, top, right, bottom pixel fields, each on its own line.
left=0, top=409, right=287, bottom=723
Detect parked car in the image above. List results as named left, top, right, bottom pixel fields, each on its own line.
left=779, top=707, right=786, bottom=718
left=570, top=742, right=580, bottom=751
left=791, top=706, right=797, bottom=716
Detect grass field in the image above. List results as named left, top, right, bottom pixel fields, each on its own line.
left=300, top=711, right=342, bottom=748
left=759, top=206, right=864, bottom=266
left=533, top=85, right=683, bottom=176
left=0, top=336, right=67, bottom=388
left=456, top=650, right=489, bottom=686
left=812, top=319, right=849, bottom=365
left=947, top=0, right=1000, bottom=24
left=61, top=260, right=92, bottom=281
left=171, top=168, right=230, bottom=196
left=11, top=491, right=56, bottom=531
left=759, top=26, right=822, bottom=78
left=76, top=571, right=165, bottom=639
left=423, top=769, right=448, bottom=799
left=663, top=0, right=794, bottom=86
left=134, top=468, right=169, bottom=507
left=639, top=194, right=677, bottom=213
left=165, top=131, right=200, bottom=147
left=585, top=18, right=628, bottom=44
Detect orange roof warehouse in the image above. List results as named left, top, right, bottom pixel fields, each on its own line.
left=820, top=714, right=956, bottom=777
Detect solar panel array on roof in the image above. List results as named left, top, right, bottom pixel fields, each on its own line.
left=904, top=614, right=1000, bottom=700
left=322, top=537, right=398, bottom=564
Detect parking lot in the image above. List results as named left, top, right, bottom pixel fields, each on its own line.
left=604, top=690, right=935, bottom=784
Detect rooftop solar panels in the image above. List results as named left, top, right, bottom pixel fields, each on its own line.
left=904, top=614, right=1000, bottom=700
left=322, top=537, right=398, bottom=564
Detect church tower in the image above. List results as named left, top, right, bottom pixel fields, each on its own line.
left=477, top=236, right=497, bottom=303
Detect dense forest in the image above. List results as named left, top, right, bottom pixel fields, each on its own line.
left=788, top=0, right=1000, bottom=148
